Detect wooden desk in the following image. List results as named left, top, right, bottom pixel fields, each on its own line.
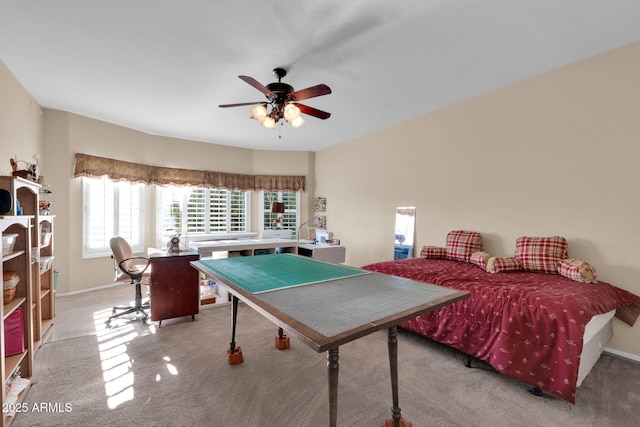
left=149, top=251, right=200, bottom=326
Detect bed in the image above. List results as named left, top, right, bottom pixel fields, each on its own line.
left=362, top=235, right=640, bottom=404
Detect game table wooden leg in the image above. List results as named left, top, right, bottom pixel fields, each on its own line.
left=385, top=326, right=412, bottom=427
left=327, top=347, right=339, bottom=427
left=227, top=295, right=243, bottom=365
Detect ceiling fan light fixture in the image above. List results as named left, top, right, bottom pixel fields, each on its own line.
left=220, top=69, right=331, bottom=133
left=291, top=116, right=305, bottom=128
left=251, top=104, right=267, bottom=122
left=283, top=103, right=301, bottom=121
left=262, top=115, right=276, bottom=129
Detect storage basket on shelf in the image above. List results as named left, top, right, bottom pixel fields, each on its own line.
left=3, top=270, right=19, bottom=304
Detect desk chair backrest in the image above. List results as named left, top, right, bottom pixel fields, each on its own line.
left=110, top=236, right=135, bottom=281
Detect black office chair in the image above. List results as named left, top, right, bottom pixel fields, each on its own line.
left=106, top=236, right=151, bottom=326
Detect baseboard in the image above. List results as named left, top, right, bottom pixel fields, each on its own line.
left=56, top=282, right=127, bottom=297
left=604, top=347, right=640, bottom=363
left=57, top=283, right=232, bottom=311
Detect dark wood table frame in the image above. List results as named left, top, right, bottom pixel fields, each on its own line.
left=192, top=259, right=469, bottom=427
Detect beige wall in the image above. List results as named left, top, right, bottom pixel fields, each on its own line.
left=315, top=41, right=640, bottom=357
left=0, top=61, right=43, bottom=180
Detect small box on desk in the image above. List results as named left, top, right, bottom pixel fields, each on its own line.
left=4, top=307, right=25, bottom=357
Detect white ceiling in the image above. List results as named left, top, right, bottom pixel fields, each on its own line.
left=1, top=1, right=639, bottom=152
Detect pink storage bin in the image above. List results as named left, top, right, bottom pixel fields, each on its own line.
left=4, top=307, right=24, bottom=357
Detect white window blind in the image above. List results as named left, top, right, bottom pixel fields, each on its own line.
left=82, top=177, right=145, bottom=258
left=209, top=189, right=227, bottom=232
left=229, top=190, right=247, bottom=232
left=186, top=188, right=206, bottom=234
left=157, top=186, right=249, bottom=246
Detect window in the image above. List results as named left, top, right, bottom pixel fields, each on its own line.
left=82, top=177, right=145, bottom=258
left=157, top=186, right=249, bottom=245
left=262, top=191, right=300, bottom=237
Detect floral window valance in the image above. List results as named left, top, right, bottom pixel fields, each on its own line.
left=73, top=153, right=305, bottom=192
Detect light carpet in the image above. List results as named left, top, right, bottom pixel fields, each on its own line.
left=13, top=303, right=640, bottom=427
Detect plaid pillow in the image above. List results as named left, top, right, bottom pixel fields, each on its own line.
left=557, top=258, right=597, bottom=283
left=469, top=251, right=490, bottom=270
left=446, top=230, right=483, bottom=262
left=420, top=246, right=447, bottom=259
left=515, top=236, right=568, bottom=274
left=486, top=257, right=523, bottom=274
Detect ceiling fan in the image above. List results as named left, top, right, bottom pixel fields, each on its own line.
left=219, top=68, right=331, bottom=130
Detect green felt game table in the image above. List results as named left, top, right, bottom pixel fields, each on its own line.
left=191, top=254, right=468, bottom=427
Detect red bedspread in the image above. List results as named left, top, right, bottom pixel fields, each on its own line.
left=362, top=258, right=640, bottom=403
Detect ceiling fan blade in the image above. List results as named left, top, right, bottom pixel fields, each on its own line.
left=296, top=103, right=331, bottom=120
left=238, top=75, right=275, bottom=98
left=219, top=101, right=266, bottom=108
left=289, top=84, right=332, bottom=101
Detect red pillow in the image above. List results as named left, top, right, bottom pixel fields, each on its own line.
left=446, top=230, right=483, bottom=262
left=515, top=236, right=568, bottom=274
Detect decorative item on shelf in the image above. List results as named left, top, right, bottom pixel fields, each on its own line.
left=10, top=157, right=38, bottom=181
left=271, top=201, right=285, bottom=229
left=39, top=200, right=52, bottom=215
left=11, top=169, right=34, bottom=181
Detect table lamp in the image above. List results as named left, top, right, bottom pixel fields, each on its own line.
left=271, top=202, right=285, bottom=229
